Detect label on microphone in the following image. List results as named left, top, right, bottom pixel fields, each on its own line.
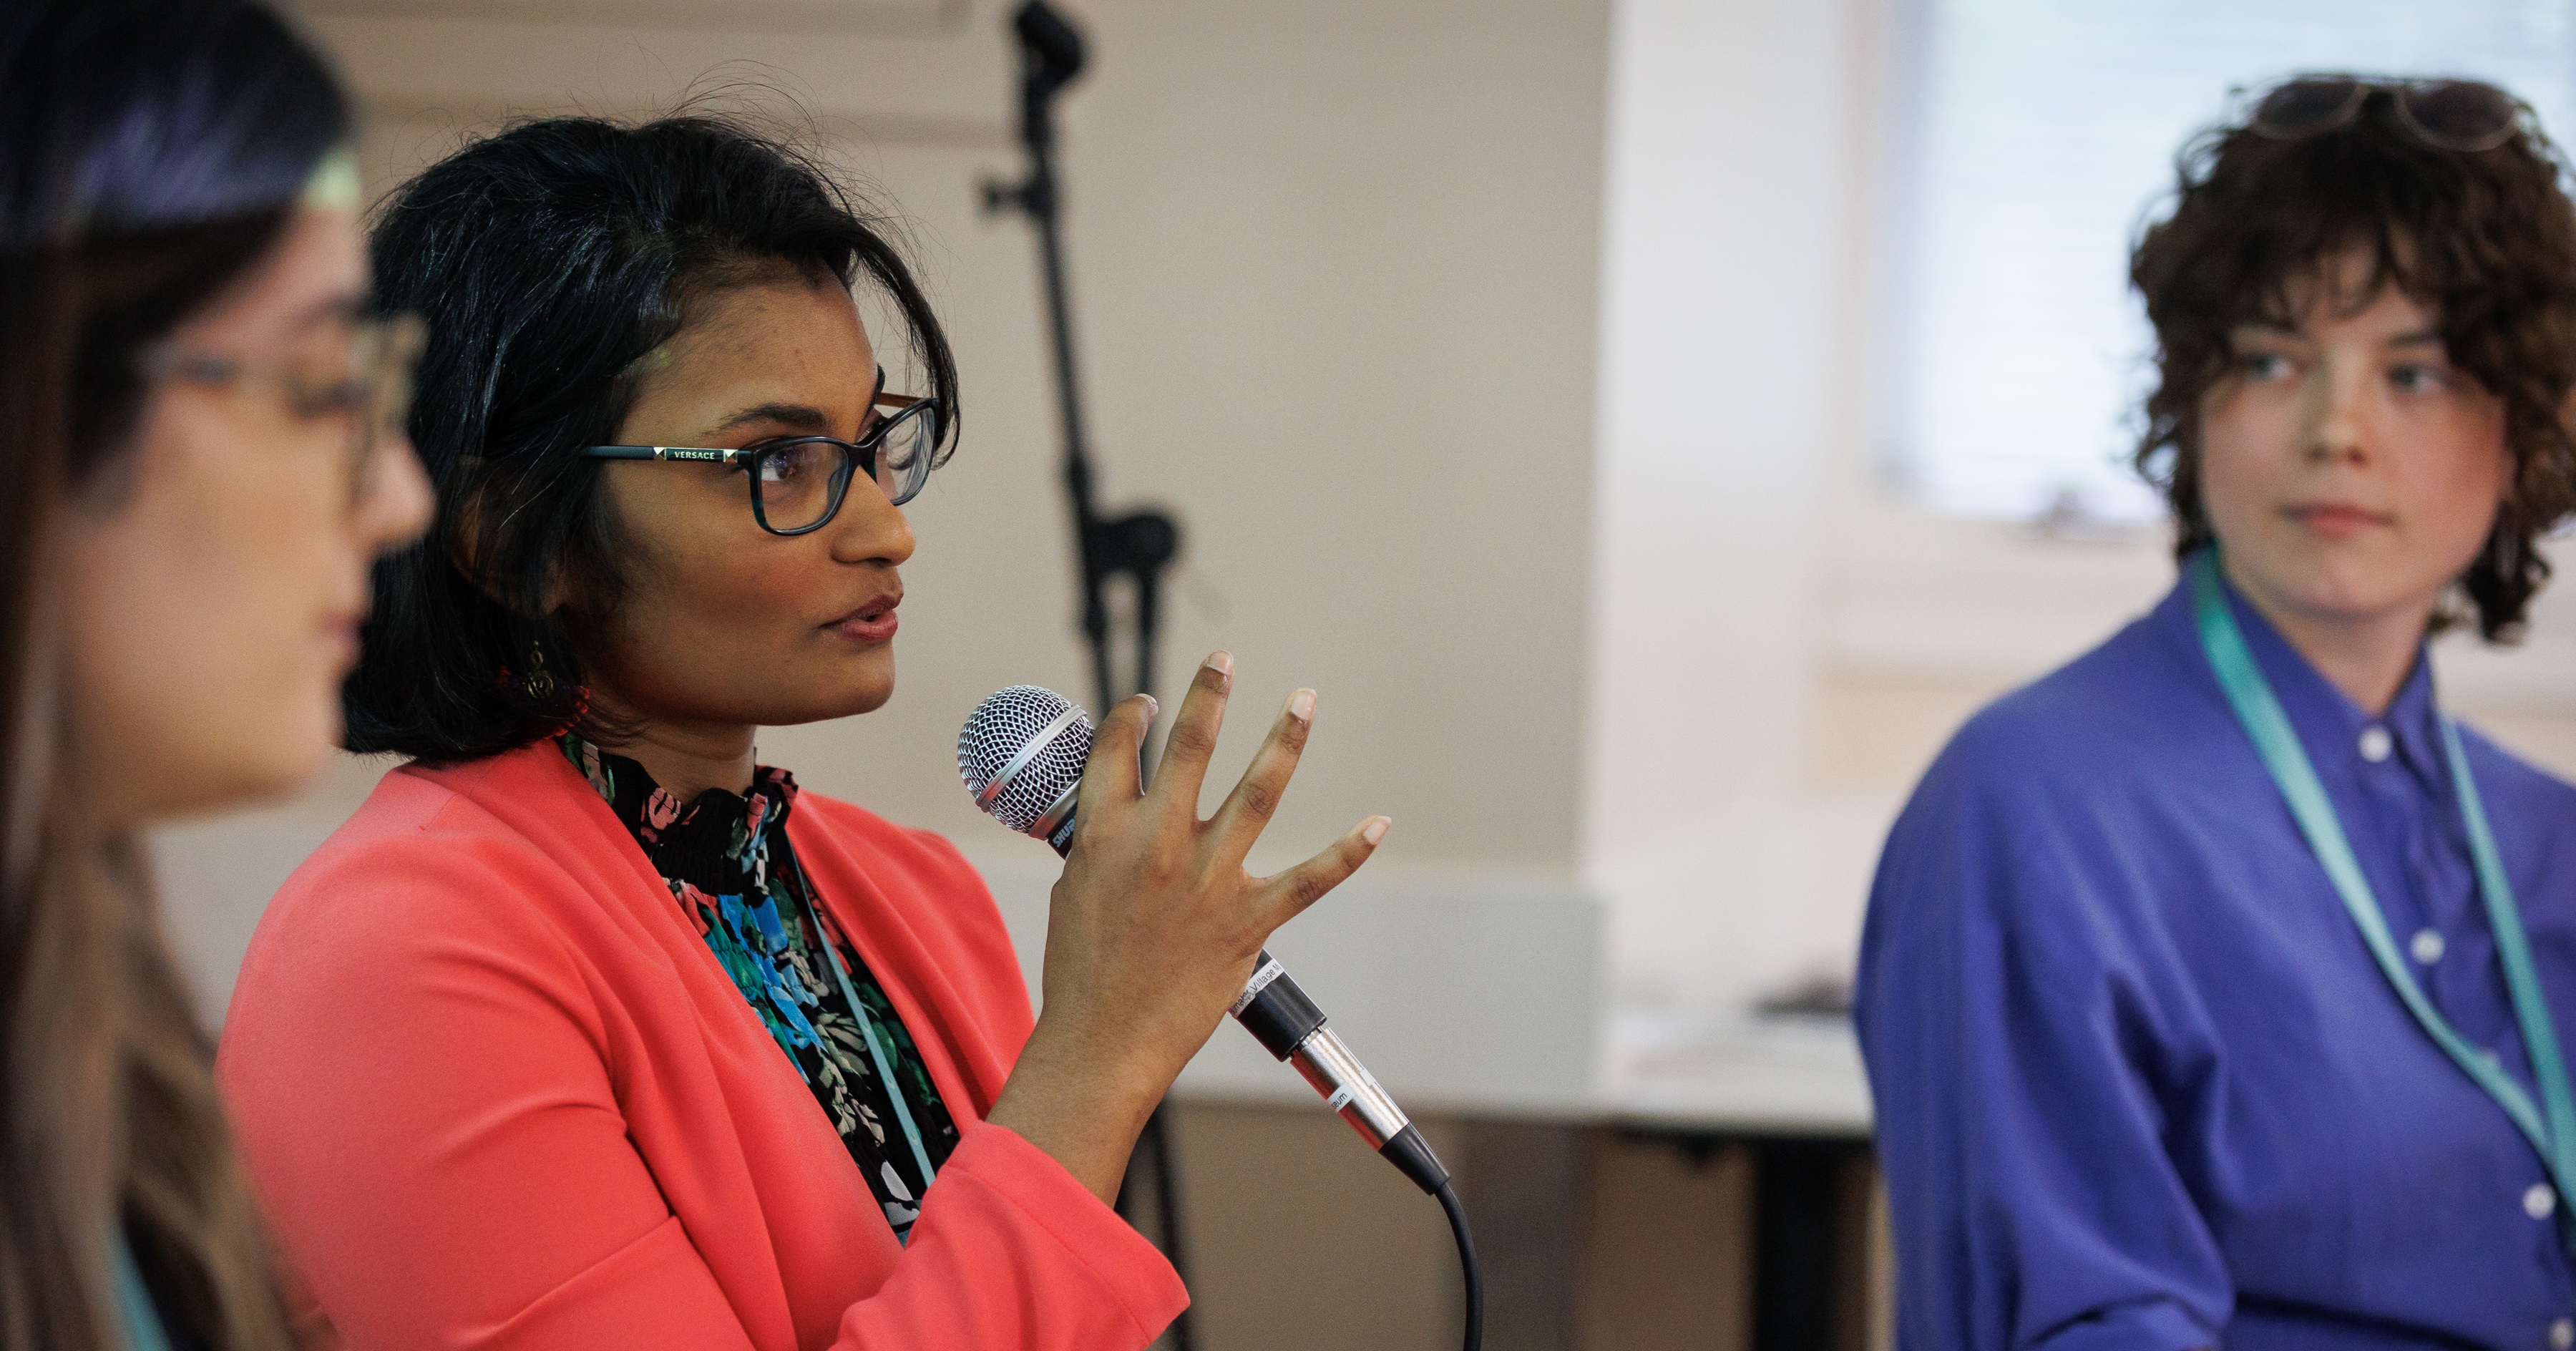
left=1328, top=1085, right=1355, bottom=1112
left=1229, top=956, right=1286, bottom=1015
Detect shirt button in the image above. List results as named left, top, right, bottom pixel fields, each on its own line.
left=2412, top=929, right=2446, bottom=965
left=2551, top=1317, right=2572, bottom=1350
left=2358, top=726, right=2394, bottom=762
left=2527, top=1183, right=2557, bottom=1220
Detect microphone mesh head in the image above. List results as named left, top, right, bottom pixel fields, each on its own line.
left=958, top=685, right=1095, bottom=833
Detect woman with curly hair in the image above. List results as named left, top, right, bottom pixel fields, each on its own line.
left=1859, top=79, right=2576, bottom=1349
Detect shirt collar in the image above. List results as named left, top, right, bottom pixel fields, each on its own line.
left=2155, top=564, right=2446, bottom=788
left=559, top=731, right=799, bottom=877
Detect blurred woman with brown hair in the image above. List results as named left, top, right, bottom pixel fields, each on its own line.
left=0, top=1, right=431, bottom=1346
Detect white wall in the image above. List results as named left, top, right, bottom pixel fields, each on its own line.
left=1581, top=0, right=1868, bottom=1013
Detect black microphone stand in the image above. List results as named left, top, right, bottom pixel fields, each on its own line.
left=982, top=4, right=1193, bottom=1345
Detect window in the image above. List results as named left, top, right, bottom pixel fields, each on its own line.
left=1883, top=1, right=2576, bottom=522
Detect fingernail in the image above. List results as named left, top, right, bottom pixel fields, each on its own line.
left=1140, top=695, right=1158, bottom=722
left=1204, top=650, right=1234, bottom=677
left=1289, top=688, right=1315, bottom=721
left=1362, top=816, right=1390, bottom=846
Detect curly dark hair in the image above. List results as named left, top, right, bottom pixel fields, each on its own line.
left=2131, top=84, right=2576, bottom=640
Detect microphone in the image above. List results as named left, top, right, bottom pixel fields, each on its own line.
left=958, top=684, right=1453, bottom=1197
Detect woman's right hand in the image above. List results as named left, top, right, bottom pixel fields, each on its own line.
left=985, top=650, right=1389, bottom=1204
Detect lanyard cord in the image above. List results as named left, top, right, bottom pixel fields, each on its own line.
left=787, top=853, right=941, bottom=1204
left=2448, top=713, right=2576, bottom=1198
left=2191, top=553, right=2576, bottom=1219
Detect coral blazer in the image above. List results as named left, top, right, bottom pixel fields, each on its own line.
left=215, top=741, right=1186, bottom=1351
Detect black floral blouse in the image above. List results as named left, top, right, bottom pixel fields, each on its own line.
left=561, top=733, right=961, bottom=1243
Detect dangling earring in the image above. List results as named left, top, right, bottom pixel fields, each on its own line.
left=519, top=640, right=560, bottom=702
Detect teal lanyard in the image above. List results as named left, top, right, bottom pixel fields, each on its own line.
left=115, top=1239, right=174, bottom=1351
left=789, top=856, right=939, bottom=1215
left=2191, top=552, right=2576, bottom=1228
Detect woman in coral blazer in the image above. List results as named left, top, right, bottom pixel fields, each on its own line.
left=216, top=114, right=1389, bottom=1351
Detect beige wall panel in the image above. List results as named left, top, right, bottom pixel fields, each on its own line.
left=1579, top=1135, right=1752, bottom=1351
left=1159, top=1103, right=1469, bottom=1351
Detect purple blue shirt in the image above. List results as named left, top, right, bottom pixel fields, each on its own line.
left=1857, top=570, right=2576, bottom=1350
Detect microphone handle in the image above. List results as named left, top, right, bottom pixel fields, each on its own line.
left=1035, top=796, right=1450, bottom=1194
left=1230, top=951, right=1451, bottom=1196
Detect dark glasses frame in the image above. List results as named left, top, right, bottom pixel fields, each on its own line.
left=585, top=366, right=943, bottom=536
left=2236, top=74, right=2528, bottom=154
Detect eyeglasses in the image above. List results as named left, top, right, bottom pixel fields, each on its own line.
left=585, top=367, right=942, bottom=537
left=2238, top=75, right=2526, bottom=154
left=139, top=312, right=424, bottom=509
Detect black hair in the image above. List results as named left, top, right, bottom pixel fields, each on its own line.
left=343, top=114, right=960, bottom=763
left=0, top=1, right=344, bottom=1347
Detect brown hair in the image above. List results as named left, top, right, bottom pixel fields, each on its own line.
left=0, top=1, right=346, bottom=1346
left=2131, top=86, right=2576, bottom=639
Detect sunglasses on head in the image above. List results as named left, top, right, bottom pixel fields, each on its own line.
left=2239, top=75, right=2526, bottom=154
